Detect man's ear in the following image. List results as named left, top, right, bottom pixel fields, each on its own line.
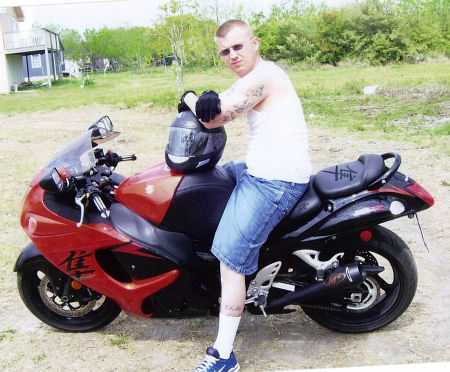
left=252, top=37, right=260, bottom=51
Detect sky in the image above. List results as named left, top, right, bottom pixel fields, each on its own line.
left=2, top=0, right=349, bottom=34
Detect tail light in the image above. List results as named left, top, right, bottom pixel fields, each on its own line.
left=406, top=182, right=434, bottom=207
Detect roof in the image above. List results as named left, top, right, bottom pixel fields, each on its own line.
left=13, top=7, right=24, bottom=22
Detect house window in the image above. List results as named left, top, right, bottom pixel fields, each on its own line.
left=31, top=54, right=42, bottom=69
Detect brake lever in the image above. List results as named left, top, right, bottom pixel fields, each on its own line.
left=75, top=190, right=86, bottom=227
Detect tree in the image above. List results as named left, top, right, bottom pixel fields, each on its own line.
left=58, top=28, right=83, bottom=61
left=254, top=4, right=320, bottom=63
left=82, top=29, right=98, bottom=65
left=152, top=0, right=217, bottom=91
left=195, top=0, right=251, bottom=25
left=397, top=0, right=450, bottom=54
left=91, top=27, right=153, bottom=71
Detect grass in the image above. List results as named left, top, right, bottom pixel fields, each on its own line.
left=0, top=67, right=237, bottom=114
left=291, top=62, right=450, bottom=155
left=108, top=332, right=135, bottom=347
left=0, top=327, right=16, bottom=341
left=1, top=61, right=448, bottom=163
left=2, top=62, right=448, bottom=124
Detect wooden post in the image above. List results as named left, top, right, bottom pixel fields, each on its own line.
left=43, top=30, right=51, bottom=87
left=50, top=32, right=57, bottom=81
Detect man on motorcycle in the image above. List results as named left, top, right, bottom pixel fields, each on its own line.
left=179, top=19, right=312, bottom=372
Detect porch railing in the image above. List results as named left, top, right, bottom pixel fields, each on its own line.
left=3, top=29, right=62, bottom=53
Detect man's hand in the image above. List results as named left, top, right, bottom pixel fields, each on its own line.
left=178, top=91, right=196, bottom=113
left=196, top=90, right=222, bottom=122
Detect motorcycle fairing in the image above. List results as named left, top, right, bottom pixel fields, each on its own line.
left=115, top=163, right=183, bottom=225
left=96, top=242, right=215, bottom=317
left=109, top=203, right=199, bottom=269
left=272, top=171, right=430, bottom=242
left=14, top=239, right=181, bottom=317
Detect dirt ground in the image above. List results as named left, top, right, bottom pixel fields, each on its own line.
left=0, top=105, right=449, bottom=371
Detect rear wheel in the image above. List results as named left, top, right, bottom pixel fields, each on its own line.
left=299, top=226, right=418, bottom=333
left=17, top=263, right=121, bottom=332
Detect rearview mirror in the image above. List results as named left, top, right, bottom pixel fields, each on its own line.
left=89, top=115, right=113, bottom=133
left=89, top=116, right=119, bottom=145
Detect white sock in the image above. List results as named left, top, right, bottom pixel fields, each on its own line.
left=213, top=313, right=241, bottom=359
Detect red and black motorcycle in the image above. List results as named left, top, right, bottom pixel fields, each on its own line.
left=15, top=115, right=434, bottom=333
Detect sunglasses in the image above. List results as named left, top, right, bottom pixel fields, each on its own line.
left=218, top=38, right=254, bottom=57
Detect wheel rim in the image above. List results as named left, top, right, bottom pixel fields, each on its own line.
left=38, top=273, right=100, bottom=317
left=346, top=276, right=380, bottom=311
left=18, top=266, right=122, bottom=332
left=309, top=248, right=406, bottom=326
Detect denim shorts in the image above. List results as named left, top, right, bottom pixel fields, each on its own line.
left=211, top=160, right=308, bottom=275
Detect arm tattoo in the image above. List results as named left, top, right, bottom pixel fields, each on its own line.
left=246, top=85, right=264, bottom=98
left=215, top=111, right=235, bottom=124
left=233, top=98, right=254, bottom=113
left=218, top=84, right=263, bottom=121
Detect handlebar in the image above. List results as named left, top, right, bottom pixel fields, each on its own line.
left=74, top=150, right=136, bottom=227
left=75, top=180, right=111, bottom=227
left=94, top=149, right=137, bottom=167
left=118, top=154, right=137, bottom=162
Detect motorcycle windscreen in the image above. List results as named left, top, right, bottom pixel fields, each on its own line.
left=44, top=131, right=95, bottom=177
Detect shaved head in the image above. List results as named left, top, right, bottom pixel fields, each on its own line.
left=215, top=20, right=253, bottom=39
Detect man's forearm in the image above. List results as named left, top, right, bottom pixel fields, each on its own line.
left=184, top=92, right=198, bottom=116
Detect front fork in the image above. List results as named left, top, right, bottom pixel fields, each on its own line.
left=45, top=269, right=99, bottom=305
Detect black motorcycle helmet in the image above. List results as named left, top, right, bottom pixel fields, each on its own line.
left=165, top=110, right=227, bottom=173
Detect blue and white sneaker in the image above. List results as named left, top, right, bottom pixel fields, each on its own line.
left=193, top=347, right=240, bottom=371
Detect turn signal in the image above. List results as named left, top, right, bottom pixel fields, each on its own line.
left=71, top=281, right=83, bottom=290
left=28, top=217, right=37, bottom=234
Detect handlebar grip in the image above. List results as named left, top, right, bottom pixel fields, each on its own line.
left=92, top=193, right=110, bottom=219
left=119, top=154, right=137, bottom=162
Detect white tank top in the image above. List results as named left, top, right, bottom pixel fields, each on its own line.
left=245, top=63, right=311, bottom=184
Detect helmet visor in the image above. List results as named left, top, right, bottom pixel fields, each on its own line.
left=166, top=127, right=209, bottom=157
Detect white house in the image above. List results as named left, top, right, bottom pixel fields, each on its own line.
left=1, top=6, right=64, bottom=94
left=0, top=6, right=24, bottom=94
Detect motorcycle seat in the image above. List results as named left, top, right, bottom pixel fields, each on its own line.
left=314, top=154, right=386, bottom=199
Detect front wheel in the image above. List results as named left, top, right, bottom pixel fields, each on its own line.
left=17, top=263, right=122, bottom=332
left=300, top=225, right=418, bottom=333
